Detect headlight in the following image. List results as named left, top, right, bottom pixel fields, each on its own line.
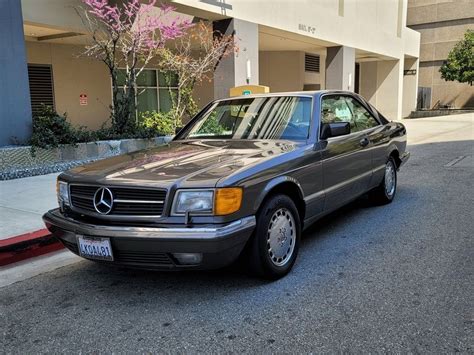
left=172, top=190, right=214, bottom=215
left=57, top=180, right=69, bottom=206
left=172, top=188, right=243, bottom=216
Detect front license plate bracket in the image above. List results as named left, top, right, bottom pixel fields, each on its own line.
left=77, top=235, right=114, bottom=261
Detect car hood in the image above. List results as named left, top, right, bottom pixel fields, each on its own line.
left=62, top=140, right=300, bottom=188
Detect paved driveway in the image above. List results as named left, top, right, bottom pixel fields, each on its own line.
left=1, top=113, right=472, bottom=353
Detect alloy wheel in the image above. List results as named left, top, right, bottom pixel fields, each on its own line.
left=267, top=208, right=296, bottom=267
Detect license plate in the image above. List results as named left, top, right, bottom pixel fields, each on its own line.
left=77, top=235, right=114, bottom=261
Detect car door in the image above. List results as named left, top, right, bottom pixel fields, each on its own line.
left=343, top=96, right=386, bottom=189
left=319, top=95, right=373, bottom=212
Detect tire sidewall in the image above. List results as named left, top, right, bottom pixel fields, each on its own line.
left=254, top=194, right=301, bottom=278
left=384, top=158, right=397, bottom=201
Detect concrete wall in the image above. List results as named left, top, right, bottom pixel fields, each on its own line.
left=259, top=51, right=324, bottom=93
left=259, top=51, right=304, bottom=92
left=25, top=41, right=215, bottom=129
left=326, top=46, right=355, bottom=91
left=213, top=19, right=259, bottom=99
left=172, top=0, right=420, bottom=118
left=360, top=60, right=404, bottom=120
left=0, top=0, right=32, bottom=146
left=407, top=0, right=474, bottom=26
left=174, top=0, right=420, bottom=59
left=402, top=58, right=419, bottom=117
left=359, top=62, right=378, bottom=104
left=26, top=41, right=111, bottom=130
left=407, top=0, right=474, bottom=108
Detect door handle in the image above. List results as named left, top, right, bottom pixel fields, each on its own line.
left=359, top=137, right=370, bottom=147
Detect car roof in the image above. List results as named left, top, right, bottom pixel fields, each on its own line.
left=216, top=90, right=358, bottom=101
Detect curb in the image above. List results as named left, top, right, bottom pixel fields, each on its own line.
left=0, top=229, right=64, bottom=267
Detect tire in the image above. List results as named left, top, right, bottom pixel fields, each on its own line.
left=369, top=157, right=397, bottom=205
left=246, top=194, right=301, bottom=280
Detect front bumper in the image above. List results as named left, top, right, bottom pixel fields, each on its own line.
left=43, top=209, right=256, bottom=270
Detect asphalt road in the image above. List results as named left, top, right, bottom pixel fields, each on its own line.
left=1, top=114, right=473, bottom=353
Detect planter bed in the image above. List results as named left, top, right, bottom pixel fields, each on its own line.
left=0, top=136, right=171, bottom=180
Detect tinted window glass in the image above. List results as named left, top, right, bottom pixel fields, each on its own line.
left=321, top=95, right=379, bottom=135
left=321, top=96, right=356, bottom=131
left=180, top=96, right=312, bottom=141
left=344, top=97, right=379, bottom=132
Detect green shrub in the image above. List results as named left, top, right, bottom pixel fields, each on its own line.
left=29, top=106, right=170, bottom=152
left=140, top=110, right=176, bottom=136
left=29, top=105, right=83, bottom=150
left=198, top=112, right=225, bottom=135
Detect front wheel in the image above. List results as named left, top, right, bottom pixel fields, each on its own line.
left=369, top=157, right=397, bottom=205
left=246, top=194, right=301, bottom=280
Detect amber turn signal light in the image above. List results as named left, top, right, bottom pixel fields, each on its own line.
left=215, top=188, right=243, bottom=215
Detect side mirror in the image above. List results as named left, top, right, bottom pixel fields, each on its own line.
left=175, top=126, right=183, bottom=135
left=320, top=122, right=351, bottom=139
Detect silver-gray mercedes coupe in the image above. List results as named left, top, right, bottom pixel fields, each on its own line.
left=44, top=91, right=410, bottom=279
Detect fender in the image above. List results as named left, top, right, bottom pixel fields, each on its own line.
left=387, top=144, right=399, bottom=159
left=253, top=176, right=305, bottom=212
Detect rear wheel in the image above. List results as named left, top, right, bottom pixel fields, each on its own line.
left=369, top=157, right=397, bottom=205
left=247, top=194, right=301, bottom=280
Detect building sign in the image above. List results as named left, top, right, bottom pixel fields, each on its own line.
left=298, top=24, right=316, bottom=34
left=79, top=94, right=88, bottom=105
left=404, top=69, right=417, bottom=76
left=229, top=85, right=269, bottom=97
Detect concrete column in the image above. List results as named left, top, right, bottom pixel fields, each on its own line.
left=359, top=61, right=378, bottom=104
left=375, top=59, right=403, bottom=120
left=0, top=0, right=32, bottom=146
left=360, top=59, right=404, bottom=120
left=402, top=57, right=419, bottom=117
left=213, top=19, right=259, bottom=99
left=325, top=46, right=355, bottom=92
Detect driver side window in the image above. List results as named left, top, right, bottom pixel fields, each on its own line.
left=321, top=95, right=380, bottom=135
left=321, top=96, right=356, bottom=131
left=343, top=97, right=380, bottom=132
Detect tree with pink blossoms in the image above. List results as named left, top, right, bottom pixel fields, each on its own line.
left=79, top=0, right=192, bottom=134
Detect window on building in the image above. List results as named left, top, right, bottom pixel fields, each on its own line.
left=27, top=64, right=55, bottom=115
left=115, top=69, right=178, bottom=118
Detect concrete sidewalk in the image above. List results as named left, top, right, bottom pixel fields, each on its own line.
left=0, top=173, right=59, bottom=240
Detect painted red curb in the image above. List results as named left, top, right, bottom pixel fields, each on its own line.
left=0, top=242, right=64, bottom=267
left=0, top=229, right=51, bottom=248
left=0, top=229, right=64, bottom=267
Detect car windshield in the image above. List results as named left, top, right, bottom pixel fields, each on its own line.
left=178, top=96, right=312, bottom=141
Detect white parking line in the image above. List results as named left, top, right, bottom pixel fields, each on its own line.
left=445, top=155, right=467, bottom=167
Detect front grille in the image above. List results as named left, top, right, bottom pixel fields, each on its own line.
left=60, top=239, right=174, bottom=266
left=114, top=250, right=174, bottom=266
left=69, top=185, right=166, bottom=216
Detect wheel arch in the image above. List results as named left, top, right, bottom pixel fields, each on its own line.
left=388, top=148, right=402, bottom=169
left=254, top=177, right=306, bottom=224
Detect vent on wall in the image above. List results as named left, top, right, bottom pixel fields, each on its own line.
left=27, top=64, right=54, bottom=115
left=305, top=54, right=320, bottom=73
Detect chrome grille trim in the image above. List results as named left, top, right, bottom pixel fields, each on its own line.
left=113, top=199, right=164, bottom=204
left=69, top=184, right=167, bottom=218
